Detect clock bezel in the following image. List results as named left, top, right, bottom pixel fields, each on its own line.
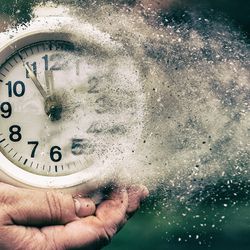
left=0, top=30, right=115, bottom=189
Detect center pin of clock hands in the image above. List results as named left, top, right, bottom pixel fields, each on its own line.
left=24, top=62, right=82, bottom=121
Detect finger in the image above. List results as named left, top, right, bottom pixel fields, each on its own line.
left=41, top=187, right=148, bottom=249
left=75, top=197, right=96, bottom=217
left=126, top=185, right=149, bottom=217
left=95, top=188, right=129, bottom=237
left=0, top=183, right=96, bottom=227
left=2, top=188, right=147, bottom=250
left=39, top=189, right=130, bottom=250
left=1, top=216, right=115, bottom=250
left=40, top=218, right=111, bottom=250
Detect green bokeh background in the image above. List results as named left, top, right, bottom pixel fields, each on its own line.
left=0, top=1, right=249, bottom=249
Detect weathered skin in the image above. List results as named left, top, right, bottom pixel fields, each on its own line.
left=0, top=183, right=148, bottom=250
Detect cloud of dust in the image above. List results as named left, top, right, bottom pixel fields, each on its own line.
left=5, top=0, right=250, bottom=202
left=66, top=2, right=249, bottom=197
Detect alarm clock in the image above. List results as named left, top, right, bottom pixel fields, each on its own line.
left=0, top=5, right=145, bottom=196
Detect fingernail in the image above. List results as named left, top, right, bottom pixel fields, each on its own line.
left=140, top=186, right=149, bottom=200
left=74, top=198, right=96, bottom=217
left=74, top=198, right=81, bottom=214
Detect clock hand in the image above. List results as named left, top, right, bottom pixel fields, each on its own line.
left=43, top=70, right=63, bottom=121
left=45, top=70, right=55, bottom=97
left=24, top=63, right=47, bottom=99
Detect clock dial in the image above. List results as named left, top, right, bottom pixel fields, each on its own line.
left=0, top=39, right=144, bottom=179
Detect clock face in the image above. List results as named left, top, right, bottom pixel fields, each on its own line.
left=0, top=38, right=144, bottom=185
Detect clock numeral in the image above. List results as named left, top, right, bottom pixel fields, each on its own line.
left=50, top=146, right=62, bottom=162
left=88, top=78, right=99, bottom=94
left=72, top=139, right=84, bottom=155
left=42, top=54, right=65, bottom=71
left=95, top=96, right=112, bottom=114
left=50, top=54, right=65, bottom=71
left=42, top=54, right=49, bottom=71
left=9, top=125, right=22, bottom=142
left=0, top=102, right=12, bottom=118
left=71, top=138, right=94, bottom=155
left=26, top=62, right=37, bottom=78
left=28, top=141, right=39, bottom=158
left=6, top=81, right=25, bottom=97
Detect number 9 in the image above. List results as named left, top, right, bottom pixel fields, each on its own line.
left=1, top=102, right=12, bottom=118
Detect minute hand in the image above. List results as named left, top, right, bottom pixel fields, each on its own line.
left=45, top=70, right=55, bottom=97
left=25, top=63, right=47, bottom=99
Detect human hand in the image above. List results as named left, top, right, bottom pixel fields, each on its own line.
left=0, top=183, right=148, bottom=250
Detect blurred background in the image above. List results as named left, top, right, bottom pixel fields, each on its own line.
left=0, top=1, right=249, bottom=249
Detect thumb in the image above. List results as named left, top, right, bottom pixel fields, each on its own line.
left=0, top=183, right=96, bottom=227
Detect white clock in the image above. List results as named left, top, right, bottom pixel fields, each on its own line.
left=0, top=6, right=145, bottom=195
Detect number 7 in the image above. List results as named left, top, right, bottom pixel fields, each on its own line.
left=28, top=141, right=39, bottom=158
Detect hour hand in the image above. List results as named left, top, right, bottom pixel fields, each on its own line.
left=25, top=63, right=47, bottom=99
